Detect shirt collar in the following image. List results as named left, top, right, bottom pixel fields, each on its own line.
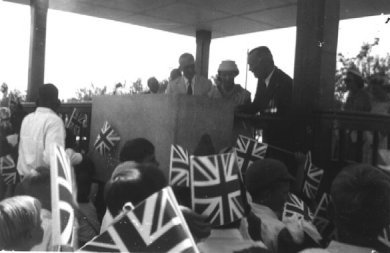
left=36, top=107, right=57, bottom=114
left=251, top=202, right=279, bottom=220
left=327, top=240, right=376, bottom=253
left=265, top=67, right=275, bottom=87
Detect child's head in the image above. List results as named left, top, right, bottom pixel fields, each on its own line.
left=0, top=196, right=44, bottom=250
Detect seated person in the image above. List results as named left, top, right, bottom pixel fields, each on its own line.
left=245, top=159, right=321, bottom=253
left=103, top=162, right=167, bottom=223
left=119, top=138, right=159, bottom=167
left=112, top=138, right=211, bottom=241
left=301, top=164, right=390, bottom=253
left=0, top=195, right=44, bottom=251
left=209, top=60, right=251, bottom=106
left=15, top=166, right=52, bottom=251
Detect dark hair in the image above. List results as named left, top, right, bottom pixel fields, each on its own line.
left=17, top=166, right=51, bottom=211
left=36, top=83, right=60, bottom=109
left=104, top=162, right=167, bottom=217
left=0, top=196, right=42, bottom=250
left=331, top=164, right=390, bottom=248
left=119, top=138, right=155, bottom=163
left=249, top=46, right=272, bottom=57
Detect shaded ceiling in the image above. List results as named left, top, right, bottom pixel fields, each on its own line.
left=5, top=0, right=390, bottom=38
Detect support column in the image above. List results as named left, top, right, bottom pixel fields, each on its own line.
left=195, top=30, right=211, bottom=78
left=27, top=0, right=48, bottom=102
left=292, top=0, right=340, bottom=164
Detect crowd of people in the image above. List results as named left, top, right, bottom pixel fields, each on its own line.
left=0, top=46, right=390, bottom=252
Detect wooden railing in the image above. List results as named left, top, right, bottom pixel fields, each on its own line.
left=236, top=111, right=390, bottom=170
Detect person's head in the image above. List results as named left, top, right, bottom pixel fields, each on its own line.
left=217, top=60, right=239, bottom=89
left=245, top=159, right=293, bottom=216
left=104, top=162, right=167, bottom=217
left=179, top=53, right=196, bottom=80
left=0, top=196, right=44, bottom=250
left=345, top=69, right=364, bottom=92
left=16, top=166, right=51, bottom=211
left=119, top=138, right=158, bottom=167
left=36, top=83, right=61, bottom=111
left=368, top=73, right=389, bottom=102
left=170, top=68, right=182, bottom=81
left=147, top=77, right=159, bottom=94
left=331, top=164, right=390, bottom=249
left=248, top=46, right=275, bottom=80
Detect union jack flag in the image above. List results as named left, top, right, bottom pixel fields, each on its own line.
left=94, top=121, right=120, bottom=156
left=283, top=193, right=313, bottom=222
left=50, top=144, right=77, bottom=249
left=0, top=155, right=17, bottom=185
left=66, top=108, right=87, bottom=136
left=190, top=152, right=245, bottom=226
left=302, top=151, right=324, bottom=201
left=378, top=224, right=390, bottom=249
left=80, top=187, right=199, bottom=252
left=313, top=193, right=335, bottom=240
left=235, top=135, right=267, bottom=175
left=169, top=144, right=190, bottom=187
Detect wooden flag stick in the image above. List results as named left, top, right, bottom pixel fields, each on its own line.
left=266, top=144, right=295, bottom=156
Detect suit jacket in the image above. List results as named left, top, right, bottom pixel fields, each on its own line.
left=240, top=67, right=293, bottom=116
left=165, top=75, right=212, bottom=96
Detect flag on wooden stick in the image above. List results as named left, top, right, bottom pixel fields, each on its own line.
left=0, top=154, right=17, bottom=184
left=66, top=108, right=87, bottom=136
left=283, top=193, right=313, bottom=222
left=94, top=121, right=120, bottom=156
left=50, top=144, right=77, bottom=250
left=169, top=144, right=190, bottom=187
left=302, top=151, right=324, bottom=201
left=235, top=135, right=267, bottom=175
left=190, top=152, right=246, bottom=226
left=80, top=187, right=199, bottom=253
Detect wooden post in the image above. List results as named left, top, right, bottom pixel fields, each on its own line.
left=195, top=30, right=212, bottom=78
left=292, top=0, right=340, bottom=166
left=27, top=0, right=48, bottom=102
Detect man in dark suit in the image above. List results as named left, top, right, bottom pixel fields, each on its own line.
left=238, top=46, right=294, bottom=172
left=239, top=46, right=292, bottom=115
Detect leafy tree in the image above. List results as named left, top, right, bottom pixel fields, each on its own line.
left=335, top=38, right=390, bottom=107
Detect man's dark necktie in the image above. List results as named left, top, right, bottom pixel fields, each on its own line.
left=187, top=79, right=193, bottom=95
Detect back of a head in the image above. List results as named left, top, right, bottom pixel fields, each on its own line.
left=245, top=158, right=292, bottom=198
left=104, top=162, right=167, bottom=217
left=37, top=83, right=60, bottom=109
left=0, top=195, right=42, bottom=250
left=17, top=166, right=51, bottom=211
left=331, top=164, right=390, bottom=248
left=119, top=138, right=155, bottom=163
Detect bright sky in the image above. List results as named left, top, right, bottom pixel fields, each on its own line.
left=0, top=1, right=389, bottom=100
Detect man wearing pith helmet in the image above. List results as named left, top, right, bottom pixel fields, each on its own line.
left=209, top=60, right=251, bottom=105
left=165, top=53, right=212, bottom=96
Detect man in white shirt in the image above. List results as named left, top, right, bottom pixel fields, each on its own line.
left=17, top=83, right=65, bottom=177
left=165, top=53, right=212, bottom=96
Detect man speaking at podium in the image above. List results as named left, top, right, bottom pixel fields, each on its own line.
left=166, top=53, right=212, bottom=96
left=237, top=46, right=294, bottom=170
